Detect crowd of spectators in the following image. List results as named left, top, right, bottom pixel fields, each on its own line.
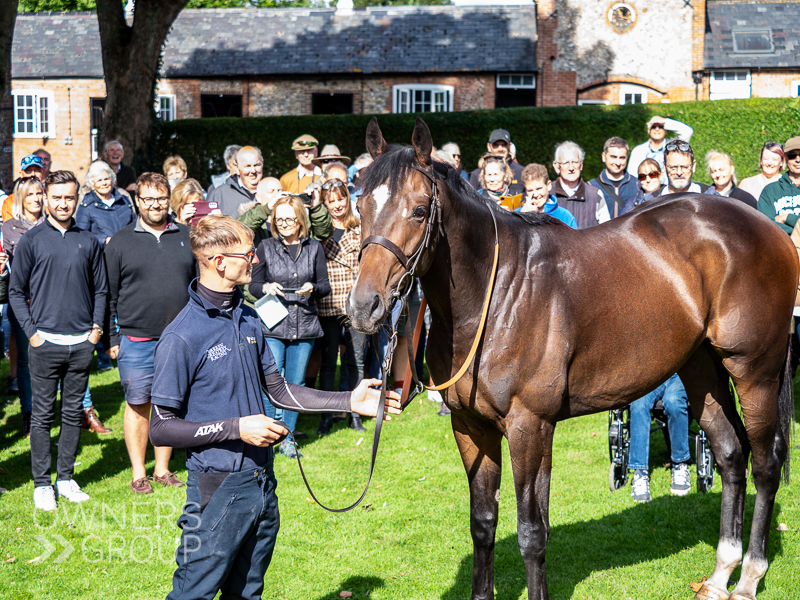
left=1, top=123, right=799, bottom=513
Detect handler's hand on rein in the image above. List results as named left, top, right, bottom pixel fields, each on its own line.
left=239, top=415, right=289, bottom=447
left=350, top=379, right=402, bottom=419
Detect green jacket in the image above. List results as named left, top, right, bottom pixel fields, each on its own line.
left=238, top=201, right=333, bottom=305
left=757, top=172, right=800, bottom=235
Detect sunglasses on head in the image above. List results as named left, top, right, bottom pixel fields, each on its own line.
left=763, top=141, right=783, bottom=151
left=638, top=171, right=661, bottom=181
left=665, top=140, right=692, bottom=153
left=322, top=180, right=346, bottom=190
left=296, top=141, right=316, bottom=147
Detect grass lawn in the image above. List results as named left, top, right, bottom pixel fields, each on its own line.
left=0, top=362, right=798, bottom=600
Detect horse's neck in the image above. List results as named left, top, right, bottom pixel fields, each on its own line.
left=419, top=190, right=498, bottom=330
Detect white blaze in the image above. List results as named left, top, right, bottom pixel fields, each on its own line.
left=373, top=184, right=390, bottom=216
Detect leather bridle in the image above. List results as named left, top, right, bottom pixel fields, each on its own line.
left=285, top=163, right=499, bottom=513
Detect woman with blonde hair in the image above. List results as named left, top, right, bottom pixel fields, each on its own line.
left=2, top=176, right=46, bottom=436
left=477, top=154, right=523, bottom=206
left=315, top=179, right=368, bottom=434
left=739, top=141, right=785, bottom=201
left=170, top=178, right=212, bottom=225
left=250, top=195, right=330, bottom=457
left=705, top=150, right=757, bottom=209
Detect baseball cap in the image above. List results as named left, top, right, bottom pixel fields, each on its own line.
left=488, top=129, right=511, bottom=145
left=21, top=154, right=44, bottom=171
left=292, top=135, right=319, bottom=151
left=784, top=136, right=800, bottom=154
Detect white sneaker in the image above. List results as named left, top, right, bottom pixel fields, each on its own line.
left=630, top=470, right=651, bottom=503
left=427, top=389, right=443, bottom=403
left=33, top=486, right=58, bottom=511
left=56, top=479, right=90, bottom=503
left=671, top=463, right=691, bottom=496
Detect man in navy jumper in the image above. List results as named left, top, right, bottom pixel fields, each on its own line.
left=589, top=137, right=640, bottom=219
left=9, top=170, right=108, bottom=512
left=149, top=215, right=400, bottom=600
left=105, top=172, right=196, bottom=494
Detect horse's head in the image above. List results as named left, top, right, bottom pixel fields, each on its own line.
left=347, top=117, right=440, bottom=334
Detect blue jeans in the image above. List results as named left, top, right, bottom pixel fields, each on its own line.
left=264, top=338, right=314, bottom=432
left=168, top=466, right=280, bottom=600
left=628, top=373, right=691, bottom=471
left=8, top=308, right=32, bottom=414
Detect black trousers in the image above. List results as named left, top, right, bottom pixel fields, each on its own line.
left=29, top=339, right=94, bottom=487
left=318, top=316, right=368, bottom=392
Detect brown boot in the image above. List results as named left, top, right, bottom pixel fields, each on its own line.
left=82, top=407, right=113, bottom=434
left=22, top=412, right=32, bottom=438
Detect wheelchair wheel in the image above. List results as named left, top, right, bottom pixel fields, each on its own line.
left=695, top=429, right=715, bottom=493
left=608, top=408, right=630, bottom=491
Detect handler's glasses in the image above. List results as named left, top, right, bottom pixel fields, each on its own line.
left=207, top=247, right=257, bottom=262
left=638, top=171, right=661, bottom=181
left=139, top=195, right=170, bottom=207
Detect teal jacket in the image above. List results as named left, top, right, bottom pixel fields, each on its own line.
left=757, top=172, right=800, bottom=234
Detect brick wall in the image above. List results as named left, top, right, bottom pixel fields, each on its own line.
left=1, top=67, right=12, bottom=193
left=751, top=71, right=800, bottom=98
left=11, top=78, right=107, bottom=186
left=537, top=8, right=577, bottom=107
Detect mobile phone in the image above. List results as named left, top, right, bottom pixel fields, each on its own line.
left=190, top=201, right=220, bottom=227
left=281, top=288, right=299, bottom=294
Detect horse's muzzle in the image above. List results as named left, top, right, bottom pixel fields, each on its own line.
left=346, top=286, right=389, bottom=334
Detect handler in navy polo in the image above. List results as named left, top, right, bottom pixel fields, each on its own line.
left=149, top=215, right=400, bottom=600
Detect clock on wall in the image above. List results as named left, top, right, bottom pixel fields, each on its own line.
left=607, top=2, right=637, bottom=34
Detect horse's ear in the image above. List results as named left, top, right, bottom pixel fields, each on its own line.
left=366, top=117, right=387, bottom=159
left=411, top=117, right=432, bottom=168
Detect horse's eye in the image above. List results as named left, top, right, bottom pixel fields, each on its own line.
left=413, top=206, right=427, bottom=219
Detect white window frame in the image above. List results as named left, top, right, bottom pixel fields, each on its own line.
left=11, top=89, right=55, bottom=139
left=496, top=74, right=536, bottom=89
left=577, top=99, right=611, bottom=106
left=732, top=29, right=773, bottom=54
left=156, top=93, right=177, bottom=121
left=618, top=84, right=647, bottom=105
left=791, top=79, right=800, bottom=99
left=709, top=70, right=751, bottom=101
left=392, top=84, right=454, bottom=114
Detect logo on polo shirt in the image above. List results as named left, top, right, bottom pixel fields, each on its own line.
left=207, top=343, right=232, bottom=361
left=195, top=422, right=224, bottom=437
left=247, top=336, right=256, bottom=344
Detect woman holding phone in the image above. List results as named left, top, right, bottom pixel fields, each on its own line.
left=250, top=195, right=331, bottom=458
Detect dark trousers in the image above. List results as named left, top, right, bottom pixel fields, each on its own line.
left=168, top=465, right=280, bottom=600
left=318, top=316, right=368, bottom=392
left=29, top=339, right=95, bottom=487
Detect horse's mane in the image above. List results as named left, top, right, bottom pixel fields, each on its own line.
left=360, top=143, right=559, bottom=228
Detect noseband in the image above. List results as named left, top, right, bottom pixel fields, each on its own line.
left=358, top=165, right=442, bottom=300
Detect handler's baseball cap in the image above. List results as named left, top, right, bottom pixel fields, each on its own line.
left=21, top=154, right=44, bottom=171
left=784, top=136, right=800, bottom=154
left=488, top=129, right=511, bottom=145
left=291, top=135, right=319, bottom=151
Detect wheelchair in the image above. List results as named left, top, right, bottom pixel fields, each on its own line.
left=608, top=398, right=715, bottom=493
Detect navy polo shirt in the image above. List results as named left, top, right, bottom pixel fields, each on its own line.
left=151, top=280, right=277, bottom=473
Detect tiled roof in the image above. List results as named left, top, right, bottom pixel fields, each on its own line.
left=705, top=1, right=800, bottom=69
left=12, top=6, right=537, bottom=79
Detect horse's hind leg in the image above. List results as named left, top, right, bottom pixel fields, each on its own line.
left=678, top=344, right=749, bottom=600
left=452, top=413, right=504, bottom=600
left=506, top=413, right=555, bottom=600
left=725, top=342, right=790, bottom=600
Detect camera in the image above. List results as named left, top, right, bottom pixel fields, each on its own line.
left=291, top=193, right=313, bottom=207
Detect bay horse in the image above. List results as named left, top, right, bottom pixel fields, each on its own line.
left=347, top=117, right=796, bottom=600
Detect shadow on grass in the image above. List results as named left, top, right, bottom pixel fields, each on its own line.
left=311, top=575, right=385, bottom=600
left=0, top=380, right=184, bottom=492
left=440, top=494, right=784, bottom=600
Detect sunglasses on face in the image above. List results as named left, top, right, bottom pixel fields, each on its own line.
left=318, top=158, right=338, bottom=165
left=787, top=152, right=800, bottom=161
left=207, top=247, right=257, bottom=262
left=638, top=171, right=661, bottom=181
left=649, top=123, right=665, bottom=131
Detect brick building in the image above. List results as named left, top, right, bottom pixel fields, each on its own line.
left=9, top=4, right=556, bottom=180
left=700, top=0, right=800, bottom=101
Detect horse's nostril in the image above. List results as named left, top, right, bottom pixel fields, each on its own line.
left=370, top=296, right=381, bottom=316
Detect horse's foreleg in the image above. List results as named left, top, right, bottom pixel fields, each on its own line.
left=679, top=348, right=749, bottom=600
left=452, top=413, right=504, bottom=600
left=506, top=413, right=555, bottom=600
left=727, top=372, right=787, bottom=600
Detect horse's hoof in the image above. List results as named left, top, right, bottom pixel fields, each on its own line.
left=694, top=584, right=730, bottom=600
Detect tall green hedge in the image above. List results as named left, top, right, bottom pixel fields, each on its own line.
left=152, top=98, right=800, bottom=189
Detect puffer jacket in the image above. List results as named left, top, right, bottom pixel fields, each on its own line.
left=75, top=188, right=136, bottom=245
left=250, top=236, right=330, bottom=340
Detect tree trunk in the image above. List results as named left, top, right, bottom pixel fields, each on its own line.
left=95, top=0, right=189, bottom=169
left=0, top=3, right=18, bottom=191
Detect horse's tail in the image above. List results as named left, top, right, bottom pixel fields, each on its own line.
left=779, top=334, right=795, bottom=484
